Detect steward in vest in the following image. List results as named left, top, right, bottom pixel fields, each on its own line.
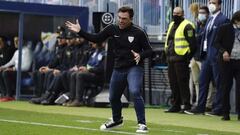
left=164, top=7, right=196, bottom=113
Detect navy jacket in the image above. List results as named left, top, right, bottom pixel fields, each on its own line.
left=200, top=12, right=229, bottom=60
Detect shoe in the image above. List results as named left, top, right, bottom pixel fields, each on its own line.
left=180, top=105, right=191, bottom=113
left=164, top=106, right=181, bottom=113
left=67, top=99, right=84, bottom=107
left=29, top=91, right=51, bottom=104
left=136, top=124, right=148, bottom=133
left=100, top=117, right=123, bottom=130
left=41, top=92, right=58, bottom=105
left=221, top=115, right=230, bottom=121
left=41, top=99, right=55, bottom=105
left=184, top=107, right=204, bottom=115
left=205, top=111, right=222, bottom=116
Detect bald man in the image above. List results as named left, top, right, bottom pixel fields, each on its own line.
left=164, top=7, right=196, bottom=113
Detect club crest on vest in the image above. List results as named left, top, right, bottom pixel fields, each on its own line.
left=128, top=36, right=134, bottom=43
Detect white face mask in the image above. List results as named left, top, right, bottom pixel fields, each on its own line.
left=198, top=14, right=207, bottom=22
left=234, top=24, right=240, bottom=29
left=208, top=4, right=216, bottom=13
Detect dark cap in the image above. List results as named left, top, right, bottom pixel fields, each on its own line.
left=66, top=31, right=77, bottom=39
left=57, top=31, right=66, bottom=39
left=56, top=26, right=65, bottom=33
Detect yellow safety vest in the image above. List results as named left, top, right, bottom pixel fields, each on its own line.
left=165, top=19, right=195, bottom=55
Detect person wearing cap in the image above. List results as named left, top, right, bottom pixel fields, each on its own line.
left=30, top=32, right=67, bottom=104
left=39, top=31, right=77, bottom=105
left=60, top=35, right=89, bottom=105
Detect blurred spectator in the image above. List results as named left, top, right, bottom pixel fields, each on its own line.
left=214, top=10, right=240, bottom=120
left=65, top=42, right=105, bottom=107
left=185, top=0, right=229, bottom=116
left=30, top=32, right=67, bottom=101
left=0, top=37, right=33, bottom=102
left=0, top=36, right=15, bottom=66
left=189, top=3, right=199, bottom=22
left=189, top=6, right=215, bottom=109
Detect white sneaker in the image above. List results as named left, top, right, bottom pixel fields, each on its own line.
left=100, top=117, right=123, bottom=131
left=136, top=124, right=148, bottom=133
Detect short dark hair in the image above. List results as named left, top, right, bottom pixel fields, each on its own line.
left=209, top=0, right=222, bottom=4
left=231, top=10, right=240, bottom=23
left=199, top=6, right=209, bottom=14
left=118, top=6, right=134, bottom=18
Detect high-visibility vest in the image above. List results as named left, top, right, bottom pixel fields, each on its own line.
left=165, top=19, right=195, bottom=55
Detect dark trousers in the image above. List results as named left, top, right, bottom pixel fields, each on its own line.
left=33, top=71, right=46, bottom=97
left=168, top=61, right=191, bottom=109
left=75, top=72, right=101, bottom=101
left=0, top=71, right=7, bottom=96
left=61, top=71, right=73, bottom=93
left=198, top=59, right=221, bottom=113
left=59, top=71, right=78, bottom=100
left=109, top=66, right=145, bottom=124
left=0, top=70, right=28, bottom=97
left=220, top=59, right=240, bottom=115
left=46, top=72, right=64, bottom=95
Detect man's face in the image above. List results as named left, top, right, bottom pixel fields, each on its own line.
left=58, top=38, right=66, bottom=46
left=209, top=0, right=221, bottom=13
left=74, top=37, right=85, bottom=45
left=67, top=38, right=75, bottom=46
left=173, top=7, right=183, bottom=17
left=118, top=12, right=132, bottom=29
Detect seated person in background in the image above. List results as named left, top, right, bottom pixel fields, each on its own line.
left=65, top=42, right=105, bottom=107
left=0, top=36, right=15, bottom=98
left=30, top=32, right=67, bottom=104
left=60, top=35, right=89, bottom=99
left=0, top=36, right=16, bottom=66
left=0, top=37, right=33, bottom=102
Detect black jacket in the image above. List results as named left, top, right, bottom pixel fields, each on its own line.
left=48, top=45, right=66, bottom=69
left=214, top=23, right=235, bottom=60
left=78, top=23, right=152, bottom=69
left=0, top=45, right=15, bottom=66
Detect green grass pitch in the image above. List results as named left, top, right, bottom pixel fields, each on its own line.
left=0, top=101, right=240, bottom=135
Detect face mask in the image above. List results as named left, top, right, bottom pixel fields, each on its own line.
left=173, top=15, right=183, bottom=23
left=198, top=14, right=207, bottom=22
left=208, top=4, right=216, bottom=13
left=237, top=24, right=240, bottom=28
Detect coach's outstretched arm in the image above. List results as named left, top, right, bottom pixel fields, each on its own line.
left=65, top=19, right=110, bottom=43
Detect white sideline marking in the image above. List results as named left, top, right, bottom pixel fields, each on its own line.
left=0, top=119, right=137, bottom=135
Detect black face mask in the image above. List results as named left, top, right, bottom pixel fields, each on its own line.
left=173, top=15, right=183, bottom=24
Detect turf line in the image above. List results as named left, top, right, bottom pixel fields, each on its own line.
left=0, top=119, right=138, bottom=135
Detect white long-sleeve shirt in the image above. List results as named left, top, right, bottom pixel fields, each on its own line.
left=1, top=46, right=33, bottom=71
